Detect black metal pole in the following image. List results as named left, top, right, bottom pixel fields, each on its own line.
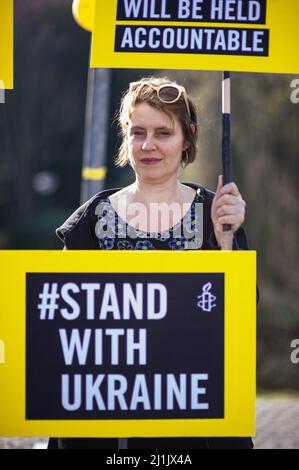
left=221, top=71, right=233, bottom=250
left=80, top=64, right=111, bottom=204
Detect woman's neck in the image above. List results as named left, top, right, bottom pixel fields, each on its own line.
left=108, top=176, right=196, bottom=233
left=128, top=177, right=189, bottom=206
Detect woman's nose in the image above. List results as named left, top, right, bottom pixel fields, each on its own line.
left=142, top=136, right=156, bottom=151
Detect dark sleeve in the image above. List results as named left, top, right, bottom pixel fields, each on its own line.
left=56, top=201, right=89, bottom=243
left=55, top=200, right=98, bottom=250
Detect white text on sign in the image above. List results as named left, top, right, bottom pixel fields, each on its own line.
left=117, top=0, right=266, bottom=23
left=115, top=0, right=269, bottom=57
left=38, top=282, right=167, bottom=320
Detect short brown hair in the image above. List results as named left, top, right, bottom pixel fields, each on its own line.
left=115, top=77, right=198, bottom=168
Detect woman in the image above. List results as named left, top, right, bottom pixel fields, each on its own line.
left=48, top=77, right=251, bottom=449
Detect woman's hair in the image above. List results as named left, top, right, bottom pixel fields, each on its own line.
left=115, top=77, right=198, bottom=168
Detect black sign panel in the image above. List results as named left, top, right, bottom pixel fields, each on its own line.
left=26, top=273, right=224, bottom=420
left=114, top=25, right=269, bottom=56
left=116, top=0, right=267, bottom=24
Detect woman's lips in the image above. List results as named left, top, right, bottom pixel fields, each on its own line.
left=140, top=158, right=162, bottom=165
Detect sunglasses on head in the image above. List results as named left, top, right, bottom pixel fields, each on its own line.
left=129, top=82, right=191, bottom=118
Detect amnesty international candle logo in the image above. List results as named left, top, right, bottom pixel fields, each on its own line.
left=26, top=272, right=224, bottom=420
left=197, top=283, right=217, bottom=312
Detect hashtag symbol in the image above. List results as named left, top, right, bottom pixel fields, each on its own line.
left=37, top=283, right=60, bottom=320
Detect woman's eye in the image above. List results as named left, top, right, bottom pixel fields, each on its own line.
left=131, top=131, right=145, bottom=138
left=157, top=131, right=171, bottom=137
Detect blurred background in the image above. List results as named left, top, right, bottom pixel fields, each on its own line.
left=1, top=0, right=299, bottom=396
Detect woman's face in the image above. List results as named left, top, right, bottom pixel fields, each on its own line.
left=127, top=102, right=187, bottom=182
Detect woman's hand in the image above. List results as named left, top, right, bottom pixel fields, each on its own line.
left=211, top=175, right=246, bottom=246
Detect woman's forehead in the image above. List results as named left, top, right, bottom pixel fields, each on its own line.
left=128, top=102, right=178, bottom=129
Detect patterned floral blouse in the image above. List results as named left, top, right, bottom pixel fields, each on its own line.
left=95, top=192, right=203, bottom=251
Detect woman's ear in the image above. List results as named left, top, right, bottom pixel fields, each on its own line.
left=183, top=123, right=196, bottom=151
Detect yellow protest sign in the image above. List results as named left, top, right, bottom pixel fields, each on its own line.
left=0, top=250, right=256, bottom=437
left=0, top=0, right=13, bottom=89
left=91, top=0, right=299, bottom=74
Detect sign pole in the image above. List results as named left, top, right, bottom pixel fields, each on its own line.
left=72, top=1, right=111, bottom=204
left=221, top=71, right=233, bottom=251
left=80, top=65, right=111, bottom=204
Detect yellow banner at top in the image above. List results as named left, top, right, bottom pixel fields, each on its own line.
left=0, top=0, right=13, bottom=89
left=91, top=0, right=299, bottom=74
